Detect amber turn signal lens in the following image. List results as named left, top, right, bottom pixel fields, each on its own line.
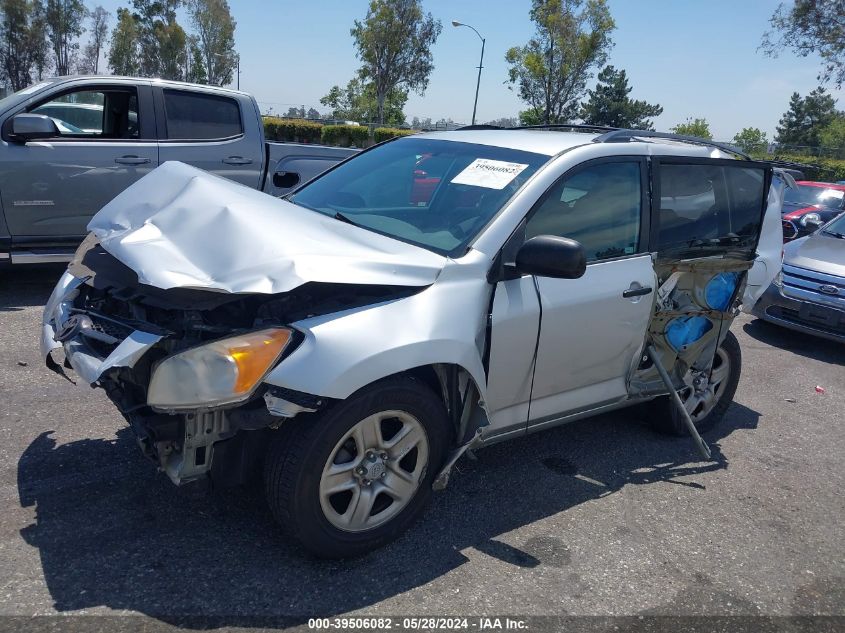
left=228, top=328, right=292, bottom=394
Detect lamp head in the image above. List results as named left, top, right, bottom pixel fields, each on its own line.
left=451, top=20, right=462, bottom=27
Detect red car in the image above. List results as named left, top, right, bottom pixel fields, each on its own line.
left=781, top=181, right=845, bottom=240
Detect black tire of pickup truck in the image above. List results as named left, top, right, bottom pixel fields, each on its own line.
left=263, top=376, right=450, bottom=559
left=647, top=331, right=742, bottom=436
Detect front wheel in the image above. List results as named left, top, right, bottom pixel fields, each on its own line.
left=647, top=331, right=742, bottom=436
left=263, top=377, right=450, bottom=558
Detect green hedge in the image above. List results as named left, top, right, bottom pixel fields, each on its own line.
left=770, top=153, right=845, bottom=182
left=263, top=117, right=323, bottom=143
left=750, top=151, right=845, bottom=181
left=321, top=124, right=369, bottom=148
left=373, top=127, right=415, bottom=143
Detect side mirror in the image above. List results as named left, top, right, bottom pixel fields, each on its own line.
left=9, top=113, right=60, bottom=142
left=803, top=218, right=824, bottom=232
left=515, top=235, right=586, bottom=279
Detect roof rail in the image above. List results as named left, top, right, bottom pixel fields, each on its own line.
left=515, top=123, right=619, bottom=133
left=594, top=129, right=751, bottom=160
left=455, top=124, right=503, bottom=130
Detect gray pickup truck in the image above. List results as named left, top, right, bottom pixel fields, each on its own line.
left=0, top=76, right=355, bottom=264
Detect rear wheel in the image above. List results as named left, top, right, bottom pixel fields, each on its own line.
left=263, top=376, right=450, bottom=558
left=647, top=331, right=741, bottom=436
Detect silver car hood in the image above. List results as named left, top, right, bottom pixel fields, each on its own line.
left=87, top=161, right=447, bottom=294
left=784, top=231, right=845, bottom=278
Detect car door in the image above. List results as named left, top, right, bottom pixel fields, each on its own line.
left=156, top=87, right=263, bottom=189
left=0, top=82, right=157, bottom=252
left=523, top=157, right=656, bottom=427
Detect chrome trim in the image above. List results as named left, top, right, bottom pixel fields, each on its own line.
left=781, top=284, right=845, bottom=310
left=0, top=252, right=9, bottom=260
left=782, top=264, right=845, bottom=287
left=11, top=251, right=73, bottom=264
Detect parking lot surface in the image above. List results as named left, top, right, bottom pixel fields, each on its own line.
left=0, top=266, right=843, bottom=630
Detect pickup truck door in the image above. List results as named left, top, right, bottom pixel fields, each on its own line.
left=0, top=82, right=158, bottom=254
left=155, top=87, right=264, bottom=189
left=523, top=158, right=655, bottom=427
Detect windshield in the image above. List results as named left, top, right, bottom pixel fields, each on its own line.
left=0, top=81, right=54, bottom=113
left=822, top=212, right=845, bottom=236
left=784, top=184, right=845, bottom=209
left=289, top=137, right=549, bottom=256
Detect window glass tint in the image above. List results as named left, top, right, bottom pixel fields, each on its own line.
left=526, top=161, right=641, bottom=261
left=290, top=138, right=549, bottom=256
left=30, top=89, right=138, bottom=138
left=657, top=163, right=766, bottom=253
left=164, top=90, right=242, bottom=140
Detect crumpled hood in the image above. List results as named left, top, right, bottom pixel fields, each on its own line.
left=784, top=232, right=845, bottom=277
left=87, top=161, right=447, bottom=294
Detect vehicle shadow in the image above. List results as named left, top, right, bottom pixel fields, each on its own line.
left=17, top=403, right=759, bottom=625
left=742, top=317, right=845, bottom=365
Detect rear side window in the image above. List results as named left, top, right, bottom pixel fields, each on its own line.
left=657, top=162, right=767, bottom=253
left=163, top=90, right=242, bottom=140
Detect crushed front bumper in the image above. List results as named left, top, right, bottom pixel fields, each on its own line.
left=751, top=282, right=845, bottom=343
left=40, top=272, right=163, bottom=384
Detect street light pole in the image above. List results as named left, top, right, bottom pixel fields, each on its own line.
left=452, top=20, right=485, bottom=126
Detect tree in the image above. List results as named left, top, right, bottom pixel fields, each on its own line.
left=671, top=118, right=712, bottom=139
left=350, top=0, right=441, bottom=124
left=306, top=107, right=320, bottom=119
left=130, top=0, right=186, bottom=80
left=79, top=5, right=109, bottom=74
left=775, top=87, right=840, bottom=147
left=579, top=65, right=662, bottom=129
left=0, top=0, right=50, bottom=90
left=285, top=106, right=304, bottom=118
left=732, top=127, right=769, bottom=154
left=320, top=77, right=407, bottom=124
left=45, top=0, right=86, bottom=76
left=186, top=0, right=236, bottom=87
left=185, top=35, right=206, bottom=83
left=505, top=0, right=614, bottom=125
left=518, top=107, right=544, bottom=126
left=108, top=7, right=139, bottom=76
left=762, top=0, right=845, bottom=89
left=818, top=116, right=845, bottom=155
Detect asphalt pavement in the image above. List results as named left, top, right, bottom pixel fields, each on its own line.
left=0, top=265, right=842, bottom=631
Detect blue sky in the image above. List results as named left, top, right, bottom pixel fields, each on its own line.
left=93, top=0, right=843, bottom=140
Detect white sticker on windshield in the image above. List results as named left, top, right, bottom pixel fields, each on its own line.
left=451, top=158, right=529, bottom=190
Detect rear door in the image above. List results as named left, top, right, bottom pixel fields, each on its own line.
left=524, top=157, right=656, bottom=426
left=155, top=87, right=263, bottom=189
left=0, top=82, right=157, bottom=252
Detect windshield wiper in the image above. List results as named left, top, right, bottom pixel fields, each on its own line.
left=333, top=211, right=363, bottom=227
left=822, top=229, right=845, bottom=239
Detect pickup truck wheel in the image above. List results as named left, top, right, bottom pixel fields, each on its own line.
left=263, top=377, right=449, bottom=558
left=647, top=331, right=741, bottom=436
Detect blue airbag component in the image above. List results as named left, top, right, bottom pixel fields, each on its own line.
left=705, top=272, right=739, bottom=311
left=666, top=316, right=713, bottom=351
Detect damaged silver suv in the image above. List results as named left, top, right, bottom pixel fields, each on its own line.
left=42, top=128, right=775, bottom=557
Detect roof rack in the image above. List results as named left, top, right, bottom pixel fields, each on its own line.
left=593, top=129, right=751, bottom=160
left=515, top=123, right=619, bottom=133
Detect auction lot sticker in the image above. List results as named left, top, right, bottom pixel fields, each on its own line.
left=451, top=158, right=529, bottom=190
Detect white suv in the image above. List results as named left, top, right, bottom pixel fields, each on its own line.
left=42, top=128, right=779, bottom=557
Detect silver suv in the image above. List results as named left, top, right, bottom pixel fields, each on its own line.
left=42, top=129, right=777, bottom=557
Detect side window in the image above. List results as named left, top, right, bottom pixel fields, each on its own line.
left=526, top=161, right=642, bottom=261
left=657, top=163, right=766, bottom=251
left=30, top=89, right=138, bottom=139
left=163, top=90, right=242, bottom=140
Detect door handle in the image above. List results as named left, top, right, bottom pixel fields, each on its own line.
left=623, top=286, right=653, bottom=298
left=222, top=156, right=253, bottom=165
left=115, top=155, right=151, bottom=165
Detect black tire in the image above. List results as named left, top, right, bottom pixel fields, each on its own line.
left=647, top=331, right=742, bottom=436
left=263, top=376, right=450, bottom=558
